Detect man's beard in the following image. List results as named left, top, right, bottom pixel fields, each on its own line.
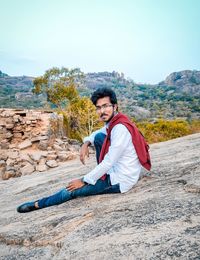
left=100, top=111, right=115, bottom=123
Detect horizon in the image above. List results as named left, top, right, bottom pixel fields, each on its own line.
left=1, top=0, right=200, bottom=84
left=1, top=68, right=199, bottom=85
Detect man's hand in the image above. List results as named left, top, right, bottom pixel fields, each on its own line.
left=80, top=142, right=90, bottom=164
left=66, top=179, right=85, bottom=192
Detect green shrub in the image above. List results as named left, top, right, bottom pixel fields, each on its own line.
left=136, top=119, right=195, bottom=143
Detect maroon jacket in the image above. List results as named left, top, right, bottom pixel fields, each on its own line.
left=99, top=113, right=151, bottom=176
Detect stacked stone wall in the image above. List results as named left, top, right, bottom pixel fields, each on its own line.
left=0, top=109, right=80, bottom=180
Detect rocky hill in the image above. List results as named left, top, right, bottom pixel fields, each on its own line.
left=159, top=70, right=200, bottom=94
left=0, top=71, right=44, bottom=109
left=83, top=70, right=200, bottom=120
left=84, top=71, right=128, bottom=89
left=0, top=69, right=200, bottom=120
left=0, top=133, right=199, bottom=259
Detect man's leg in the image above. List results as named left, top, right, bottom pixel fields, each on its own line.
left=17, top=132, right=111, bottom=213
left=94, top=132, right=106, bottom=163
left=38, top=175, right=119, bottom=208
left=17, top=175, right=120, bottom=213
left=38, top=132, right=108, bottom=209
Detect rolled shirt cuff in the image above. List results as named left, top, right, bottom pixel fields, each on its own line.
left=83, top=136, right=94, bottom=145
left=81, top=177, right=88, bottom=185
left=83, top=176, right=96, bottom=185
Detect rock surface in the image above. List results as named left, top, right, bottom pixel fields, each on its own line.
left=0, top=133, right=200, bottom=259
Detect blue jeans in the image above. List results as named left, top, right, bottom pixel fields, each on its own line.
left=38, top=133, right=120, bottom=209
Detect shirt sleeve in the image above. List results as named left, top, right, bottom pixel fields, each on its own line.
left=83, top=125, right=107, bottom=145
left=83, top=124, right=131, bottom=185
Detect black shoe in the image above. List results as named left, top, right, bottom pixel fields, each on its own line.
left=17, top=201, right=39, bottom=213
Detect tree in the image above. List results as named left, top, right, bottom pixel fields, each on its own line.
left=65, top=97, right=102, bottom=140
left=33, top=67, right=84, bottom=110
left=32, top=67, right=102, bottom=141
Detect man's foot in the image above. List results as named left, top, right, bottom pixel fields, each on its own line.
left=17, top=201, right=39, bottom=213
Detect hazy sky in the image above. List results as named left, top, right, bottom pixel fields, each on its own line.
left=1, top=0, right=200, bottom=83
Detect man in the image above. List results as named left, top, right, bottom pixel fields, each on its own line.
left=17, top=87, right=151, bottom=213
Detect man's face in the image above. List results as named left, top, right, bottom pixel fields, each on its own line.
left=96, top=97, right=117, bottom=123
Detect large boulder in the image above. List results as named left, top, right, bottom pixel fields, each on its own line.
left=0, top=133, right=200, bottom=259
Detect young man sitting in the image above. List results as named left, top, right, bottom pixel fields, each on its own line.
left=17, top=87, right=151, bottom=213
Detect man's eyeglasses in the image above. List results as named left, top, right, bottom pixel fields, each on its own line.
left=96, top=104, right=113, bottom=112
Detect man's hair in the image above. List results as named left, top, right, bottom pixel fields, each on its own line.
left=91, top=87, right=118, bottom=106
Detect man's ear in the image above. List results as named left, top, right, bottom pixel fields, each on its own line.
left=114, top=104, right=118, bottom=111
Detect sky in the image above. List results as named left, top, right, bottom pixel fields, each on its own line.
left=0, top=0, right=200, bottom=84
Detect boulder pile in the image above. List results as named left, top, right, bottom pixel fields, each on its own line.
left=0, top=109, right=80, bottom=180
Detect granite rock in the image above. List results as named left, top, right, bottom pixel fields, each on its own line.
left=36, top=163, right=48, bottom=172
left=20, top=163, right=35, bottom=175
left=46, top=160, right=58, bottom=168
left=0, top=133, right=200, bottom=259
left=18, top=140, right=32, bottom=150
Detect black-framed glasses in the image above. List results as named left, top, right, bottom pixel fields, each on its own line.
left=96, top=104, right=113, bottom=112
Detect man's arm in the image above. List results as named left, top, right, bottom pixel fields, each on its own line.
left=83, top=124, right=131, bottom=185
left=67, top=126, right=107, bottom=191
left=80, top=141, right=91, bottom=165
left=80, top=125, right=107, bottom=165
left=66, top=179, right=86, bottom=191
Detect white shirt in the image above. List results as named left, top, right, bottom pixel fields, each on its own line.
left=83, top=123, right=142, bottom=193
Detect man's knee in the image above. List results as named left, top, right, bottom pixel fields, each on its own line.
left=94, top=133, right=106, bottom=146
left=57, top=188, right=72, bottom=203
